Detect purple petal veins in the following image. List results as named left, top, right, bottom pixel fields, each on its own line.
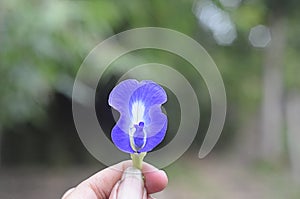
left=108, top=79, right=168, bottom=153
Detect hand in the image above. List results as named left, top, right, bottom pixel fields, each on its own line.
left=62, top=160, right=168, bottom=199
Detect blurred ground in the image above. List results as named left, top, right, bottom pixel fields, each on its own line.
left=1, top=155, right=299, bottom=199
left=157, top=156, right=300, bottom=199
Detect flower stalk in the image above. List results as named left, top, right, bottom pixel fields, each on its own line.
left=131, top=152, right=146, bottom=170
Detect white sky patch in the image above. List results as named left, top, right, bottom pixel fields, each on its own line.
left=194, top=0, right=237, bottom=45
left=131, top=101, right=145, bottom=124
left=248, top=25, right=271, bottom=48
left=220, top=0, right=241, bottom=8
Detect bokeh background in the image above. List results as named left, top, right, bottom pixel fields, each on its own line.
left=1, top=0, right=300, bottom=198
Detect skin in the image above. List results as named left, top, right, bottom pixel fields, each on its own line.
left=62, top=160, right=168, bottom=199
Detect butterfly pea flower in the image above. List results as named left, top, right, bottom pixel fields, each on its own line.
left=108, top=79, right=168, bottom=168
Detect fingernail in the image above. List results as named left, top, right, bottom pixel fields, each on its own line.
left=117, top=167, right=146, bottom=199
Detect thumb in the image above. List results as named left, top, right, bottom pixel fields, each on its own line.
left=109, top=167, right=147, bottom=199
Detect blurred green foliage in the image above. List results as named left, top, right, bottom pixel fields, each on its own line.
left=0, top=0, right=300, bottom=165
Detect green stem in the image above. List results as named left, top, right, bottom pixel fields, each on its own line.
left=131, top=152, right=146, bottom=170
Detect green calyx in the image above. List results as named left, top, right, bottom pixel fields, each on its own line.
left=131, top=152, right=147, bottom=170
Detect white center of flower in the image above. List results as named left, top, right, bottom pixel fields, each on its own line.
left=129, top=101, right=147, bottom=151
left=131, top=101, right=145, bottom=124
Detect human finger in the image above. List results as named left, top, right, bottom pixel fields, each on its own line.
left=62, top=160, right=168, bottom=199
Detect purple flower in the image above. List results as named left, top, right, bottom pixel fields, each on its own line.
left=108, top=79, right=168, bottom=154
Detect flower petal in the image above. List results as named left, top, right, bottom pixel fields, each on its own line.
left=137, top=105, right=168, bottom=152
left=111, top=124, right=135, bottom=153
left=129, top=81, right=167, bottom=124
left=144, top=105, right=167, bottom=136
left=139, top=118, right=168, bottom=153
left=108, top=79, right=140, bottom=134
left=108, top=79, right=140, bottom=114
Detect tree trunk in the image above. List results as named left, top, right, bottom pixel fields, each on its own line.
left=0, top=128, right=2, bottom=166
left=260, top=16, right=286, bottom=163
left=286, top=92, right=300, bottom=183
